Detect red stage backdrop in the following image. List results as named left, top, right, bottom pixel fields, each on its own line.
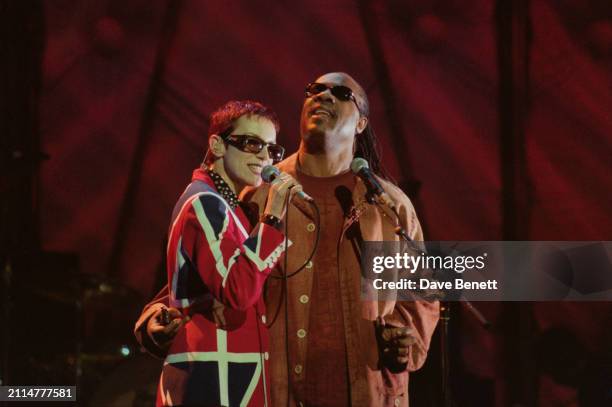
left=38, top=1, right=611, bottom=405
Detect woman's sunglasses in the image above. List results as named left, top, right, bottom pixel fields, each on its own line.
left=225, top=134, right=285, bottom=163
left=304, top=82, right=361, bottom=113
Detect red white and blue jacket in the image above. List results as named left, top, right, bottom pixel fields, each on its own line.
left=158, top=169, right=288, bottom=406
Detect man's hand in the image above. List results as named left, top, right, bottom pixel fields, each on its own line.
left=377, top=323, right=417, bottom=371
left=147, top=307, right=189, bottom=351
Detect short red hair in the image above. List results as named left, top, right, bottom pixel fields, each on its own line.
left=208, top=100, right=280, bottom=138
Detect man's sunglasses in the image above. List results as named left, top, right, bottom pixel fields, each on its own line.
left=225, top=134, right=285, bottom=163
left=304, top=82, right=361, bottom=113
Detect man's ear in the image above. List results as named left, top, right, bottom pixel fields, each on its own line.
left=209, top=134, right=226, bottom=159
left=356, top=116, right=368, bottom=135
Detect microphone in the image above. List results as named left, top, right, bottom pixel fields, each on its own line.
left=261, top=165, right=314, bottom=202
left=350, top=158, right=395, bottom=209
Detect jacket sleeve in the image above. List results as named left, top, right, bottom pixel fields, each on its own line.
left=382, top=183, right=440, bottom=371
left=388, top=299, right=439, bottom=371
left=133, top=285, right=170, bottom=358
left=173, top=193, right=288, bottom=311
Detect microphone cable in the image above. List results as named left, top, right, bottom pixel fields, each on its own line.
left=265, top=197, right=320, bottom=328
left=260, top=193, right=321, bottom=407
left=283, top=192, right=291, bottom=407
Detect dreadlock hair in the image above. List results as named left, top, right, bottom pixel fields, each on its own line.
left=354, top=124, right=395, bottom=184
left=351, top=82, right=396, bottom=185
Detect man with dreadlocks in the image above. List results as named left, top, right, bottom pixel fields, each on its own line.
left=135, top=72, right=438, bottom=406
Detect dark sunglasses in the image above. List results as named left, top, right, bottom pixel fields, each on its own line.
left=305, top=82, right=361, bottom=113
left=225, top=134, right=285, bottom=163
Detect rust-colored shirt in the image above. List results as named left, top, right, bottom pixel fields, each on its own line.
left=299, top=170, right=356, bottom=406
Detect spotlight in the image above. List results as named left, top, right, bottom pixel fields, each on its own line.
left=120, top=345, right=131, bottom=357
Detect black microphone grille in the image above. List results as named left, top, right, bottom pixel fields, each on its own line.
left=350, top=157, right=369, bottom=174
left=261, top=165, right=280, bottom=183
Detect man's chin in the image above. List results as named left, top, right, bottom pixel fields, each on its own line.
left=303, top=124, right=327, bottom=139
left=302, top=137, right=328, bottom=154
